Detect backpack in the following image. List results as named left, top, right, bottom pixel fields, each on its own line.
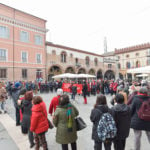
left=97, top=113, right=117, bottom=141
left=137, top=98, right=150, bottom=121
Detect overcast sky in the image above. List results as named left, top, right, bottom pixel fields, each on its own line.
left=1, top=0, right=150, bottom=54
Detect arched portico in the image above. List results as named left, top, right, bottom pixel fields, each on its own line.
left=65, top=67, right=75, bottom=73
left=88, top=68, right=96, bottom=75
left=104, top=70, right=115, bottom=80
left=97, top=69, right=103, bottom=79
left=48, top=65, right=62, bottom=81
left=78, top=68, right=86, bottom=74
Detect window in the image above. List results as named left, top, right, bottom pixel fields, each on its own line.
left=126, top=62, right=131, bottom=69
left=20, top=31, right=29, bottom=42
left=70, top=53, right=73, bottom=58
left=36, top=54, right=41, bottom=64
left=136, top=53, right=139, bottom=56
left=118, top=63, right=121, bottom=69
left=36, top=69, right=42, bottom=79
left=61, top=52, right=67, bottom=63
left=126, top=54, right=129, bottom=58
left=0, top=49, right=7, bottom=61
left=35, top=35, right=43, bottom=45
left=147, top=58, right=150, bottom=65
left=22, top=69, right=27, bottom=78
left=108, top=64, right=112, bottom=69
left=148, top=49, right=150, bottom=56
left=136, top=61, right=140, bottom=68
left=0, top=26, right=9, bottom=38
left=52, top=50, right=56, bottom=55
left=94, top=58, right=98, bottom=66
left=85, top=56, right=90, bottom=66
left=0, top=69, right=7, bottom=78
left=21, top=52, right=27, bottom=63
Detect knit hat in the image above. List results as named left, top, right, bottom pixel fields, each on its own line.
left=15, top=82, right=21, bottom=88
left=57, top=88, right=63, bottom=96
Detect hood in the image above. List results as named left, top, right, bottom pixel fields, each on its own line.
left=113, top=104, right=130, bottom=113
left=95, top=105, right=109, bottom=113
left=23, top=100, right=32, bottom=106
left=32, top=101, right=45, bottom=112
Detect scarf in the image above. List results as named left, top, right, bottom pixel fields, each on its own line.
left=67, top=103, right=73, bottom=132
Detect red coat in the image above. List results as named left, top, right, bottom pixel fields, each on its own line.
left=30, top=101, right=49, bottom=134
left=49, top=95, right=60, bottom=115
left=113, top=82, right=118, bottom=92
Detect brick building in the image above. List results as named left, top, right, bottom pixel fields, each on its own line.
left=0, top=3, right=47, bottom=81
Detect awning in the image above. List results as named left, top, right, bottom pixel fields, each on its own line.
left=127, top=66, right=150, bottom=74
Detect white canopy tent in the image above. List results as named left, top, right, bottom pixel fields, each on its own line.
left=52, top=73, right=96, bottom=79
left=136, top=74, right=148, bottom=77
left=127, top=66, right=150, bottom=74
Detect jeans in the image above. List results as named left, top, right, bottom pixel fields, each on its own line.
left=134, top=129, right=150, bottom=150
left=0, top=101, right=6, bottom=112
left=62, top=142, right=77, bottom=150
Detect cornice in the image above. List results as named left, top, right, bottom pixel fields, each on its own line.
left=0, top=15, right=48, bottom=34
left=115, top=43, right=150, bottom=54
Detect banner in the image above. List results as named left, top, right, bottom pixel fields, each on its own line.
left=62, top=83, right=83, bottom=94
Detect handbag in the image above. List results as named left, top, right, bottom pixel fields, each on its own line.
left=75, top=117, right=87, bottom=131
left=47, top=118, right=54, bottom=129
left=42, top=111, right=54, bottom=129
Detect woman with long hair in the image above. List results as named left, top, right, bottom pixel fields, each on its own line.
left=90, top=94, right=112, bottom=150
left=53, top=94, right=79, bottom=150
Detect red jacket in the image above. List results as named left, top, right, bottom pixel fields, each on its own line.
left=30, top=101, right=49, bottom=134
left=113, top=82, right=118, bottom=92
left=49, top=96, right=60, bottom=115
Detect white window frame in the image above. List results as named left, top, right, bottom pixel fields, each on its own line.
left=21, top=51, right=28, bottom=63
left=20, top=30, right=29, bottom=43
left=36, top=53, right=42, bottom=64
left=0, top=25, right=9, bottom=39
left=34, top=35, right=43, bottom=45
left=0, top=48, right=8, bottom=62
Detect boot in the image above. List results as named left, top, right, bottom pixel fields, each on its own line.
left=84, top=98, right=87, bottom=104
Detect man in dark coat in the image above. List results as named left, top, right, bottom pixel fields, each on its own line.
left=130, top=87, right=150, bottom=150
left=11, top=82, right=21, bottom=126
left=82, top=81, right=88, bottom=104
left=111, top=93, right=131, bottom=150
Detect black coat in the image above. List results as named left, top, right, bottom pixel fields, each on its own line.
left=82, top=84, right=88, bottom=97
left=90, top=105, right=112, bottom=142
left=21, top=100, right=32, bottom=129
left=130, top=95, right=150, bottom=131
left=111, top=104, right=131, bottom=139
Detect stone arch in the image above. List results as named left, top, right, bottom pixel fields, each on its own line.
left=119, top=73, right=124, bottom=80
left=65, top=66, right=75, bottom=73
left=104, top=70, right=115, bottom=80
left=88, top=68, right=96, bottom=75
left=78, top=68, right=86, bottom=74
left=48, top=65, right=62, bottom=81
left=97, top=69, right=103, bottom=79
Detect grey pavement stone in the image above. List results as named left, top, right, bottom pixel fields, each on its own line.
left=1, top=92, right=150, bottom=150
left=0, top=122, right=19, bottom=150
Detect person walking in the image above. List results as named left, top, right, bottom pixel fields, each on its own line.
left=111, top=93, right=131, bottom=150
left=30, top=96, right=49, bottom=150
left=90, top=94, right=113, bottom=150
left=20, top=91, right=35, bottom=148
left=49, top=88, right=63, bottom=116
left=130, top=87, right=150, bottom=150
left=82, top=81, right=88, bottom=104
left=53, top=94, right=79, bottom=150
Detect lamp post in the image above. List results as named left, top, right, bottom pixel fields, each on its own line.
left=115, top=57, right=119, bottom=79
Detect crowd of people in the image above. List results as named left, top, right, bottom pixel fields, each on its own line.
left=0, top=79, right=150, bottom=150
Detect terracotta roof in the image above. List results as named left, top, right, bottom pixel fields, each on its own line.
left=46, top=42, right=103, bottom=57
left=115, top=43, right=150, bottom=54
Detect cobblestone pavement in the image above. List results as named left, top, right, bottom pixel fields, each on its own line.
left=0, top=92, right=150, bottom=150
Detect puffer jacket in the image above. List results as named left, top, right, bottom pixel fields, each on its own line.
left=111, top=103, right=131, bottom=139
left=90, top=105, right=112, bottom=142
left=130, top=94, right=150, bottom=131
left=53, top=103, right=79, bottom=144
left=30, top=101, right=49, bottom=134
left=21, top=100, right=32, bottom=129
